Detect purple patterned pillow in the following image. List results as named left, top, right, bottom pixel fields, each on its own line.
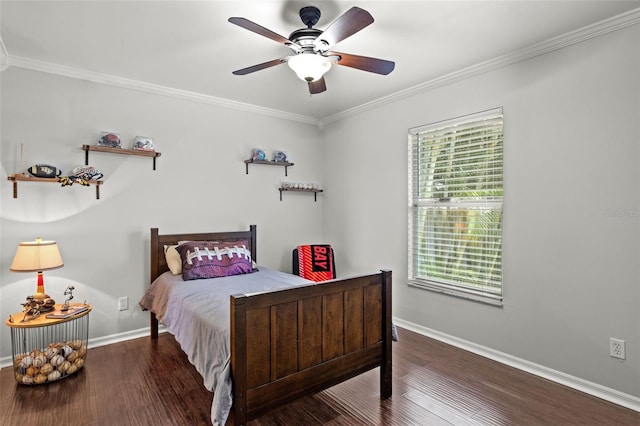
left=176, top=240, right=253, bottom=281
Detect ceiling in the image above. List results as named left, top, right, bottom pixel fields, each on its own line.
left=1, top=1, right=639, bottom=121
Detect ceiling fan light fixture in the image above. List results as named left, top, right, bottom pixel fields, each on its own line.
left=288, top=53, right=332, bottom=82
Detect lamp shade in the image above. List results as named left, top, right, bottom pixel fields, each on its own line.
left=10, top=238, right=64, bottom=272
left=288, top=53, right=332, bottom=82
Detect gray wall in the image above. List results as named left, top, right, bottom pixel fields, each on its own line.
left=0, top=68, right=324, bottom=358
left=322, top=23, right=639, bottom=398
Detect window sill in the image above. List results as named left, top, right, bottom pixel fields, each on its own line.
left=408, top=279, right=503, bottom=307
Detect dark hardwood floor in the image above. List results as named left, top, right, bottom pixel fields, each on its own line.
left=1, top=327, right=638, bottom=425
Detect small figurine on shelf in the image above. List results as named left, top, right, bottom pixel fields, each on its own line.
left=132, top=136, right=155, bottom=151
left=58, top=176, right=89, bottom=187
left=251, top=148, right=266, bottom=160
left=20, top=296, right=41, bottom=320
left=273, top=150, right=288, bottom=162
left=61, top=286, right=75, bottom=311
left=97, top=131, right=122, bottom=148
left=57, top=165, right=102, bottom=187
left=19, top=295, right=56, bottom=322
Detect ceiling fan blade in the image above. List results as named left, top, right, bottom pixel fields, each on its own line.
left=330, top=52, right=395, bottom=75
left=308, top=77, right=327, bottom=94
left=228, top=17, right=292, bottom=45
left=232, top=58, right=288, bottom=75
left=313, top=7, right=374, bottom=51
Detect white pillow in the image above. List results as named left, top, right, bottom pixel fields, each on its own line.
left=164, top=245, right=182, bottom=275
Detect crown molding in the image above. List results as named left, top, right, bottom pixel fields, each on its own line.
left=5, top=8, right=639, bottom=128
left=7, top=55, right=322, bottom=126
left=319, top=7, right=640, bottom=126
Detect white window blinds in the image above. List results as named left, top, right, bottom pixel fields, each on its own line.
left=408, top=108, right=504, bottom=304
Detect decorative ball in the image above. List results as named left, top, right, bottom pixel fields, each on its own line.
left=66, top=351, right=78, bottom=362
left=32, top=355, right=47, bottom=368
left=61, top=345, right=73, bottom=357
left=73, top=357, right=84, bottom=369
left=45, top=347, right=59, bottom=359
left=40, top=363, right=54, bottom=375
left=77, top=346, right=87, bottom=357
left=58, top=360, right=71, bottom=373
left=50, top=354, right=65, bottom=367
left=22, top=375, right=34, bottom=384
left=26, top=366, right=38, bottom=377
left=28, top=164, right=62, bottom=178
left=30, top=349, right=44, bottom=358
left=14, top=355, right=25, bottom=367
left=68, top=340, right=83, bottom=350
left=47, top=370, right=61, bottom=382
left=20, top=356, right=33, bottom=368
left=34, top=374, right=48, bottom=384
left=66, top=364, right=78, bottom=375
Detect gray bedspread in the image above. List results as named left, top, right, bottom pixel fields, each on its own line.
left=139, top=267, right=311, bottom=425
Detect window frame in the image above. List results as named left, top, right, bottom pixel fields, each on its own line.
left=408, top=107, right=504, bottom=305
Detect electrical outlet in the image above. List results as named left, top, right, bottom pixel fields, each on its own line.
left=610, top=338, right=626, bottom=360
left=118, top=296, right=129, bottom=311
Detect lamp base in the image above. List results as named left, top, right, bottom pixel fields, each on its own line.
left=26, top=293, right=56, bottom=312
left=32, top=271, right=55, bottom=309
left=32, top=291, right=51, bottom=301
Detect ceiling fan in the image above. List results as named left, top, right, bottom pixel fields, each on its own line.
left=228, top=5, right=395, bottom=94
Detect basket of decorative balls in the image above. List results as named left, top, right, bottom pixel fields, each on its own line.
left=13, top=339, right=87, bottom=385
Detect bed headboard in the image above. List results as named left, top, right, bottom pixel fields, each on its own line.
left=150, top=225, right=257, bottom=283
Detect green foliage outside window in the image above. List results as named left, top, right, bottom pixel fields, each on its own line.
left=410, top=110, right=503, bottom=299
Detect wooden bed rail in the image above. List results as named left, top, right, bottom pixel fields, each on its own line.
left=230, top=270, right=392, bottom=425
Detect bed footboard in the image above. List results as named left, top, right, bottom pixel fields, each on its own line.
left=230, top=270, right=392, bottom=425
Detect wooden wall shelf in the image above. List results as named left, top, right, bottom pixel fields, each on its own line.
left=244, top=159, right=294, bottom=176
left=82, top=145, right=161, bottom=170
left=279, top=187, right=323, bottom=202
left=8, top=174, right=103, bottom=199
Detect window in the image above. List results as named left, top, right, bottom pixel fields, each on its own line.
left=408, top=108, right=503, bottom=304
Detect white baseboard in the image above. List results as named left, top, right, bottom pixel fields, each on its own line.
left=393, top=317, right=640, bottom=413
left=85, top=325, right=168, bottom=349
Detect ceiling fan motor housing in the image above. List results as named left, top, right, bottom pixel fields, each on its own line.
left=291, top=6, right=329, bottom=51
left=288, top=28, right=322, bottom=49
left=299, top=6, right=321, bottom=28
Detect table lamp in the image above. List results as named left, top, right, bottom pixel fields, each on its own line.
left=10, top=237, right=64, bottom=301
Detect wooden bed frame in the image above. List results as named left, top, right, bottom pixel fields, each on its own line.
left=149, top=225, right=392, bottom=425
